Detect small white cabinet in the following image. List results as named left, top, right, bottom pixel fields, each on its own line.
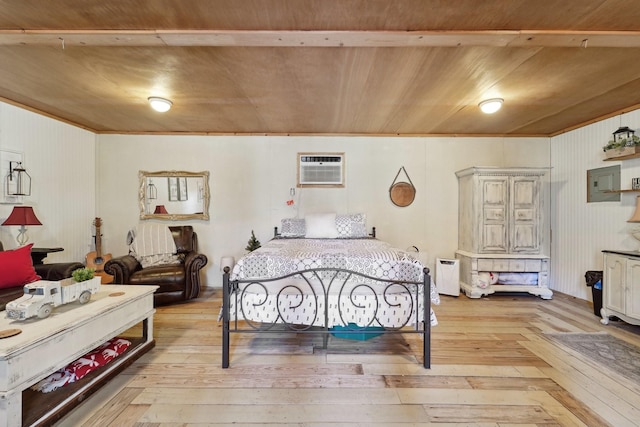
left=601, top=250, right=640, bottom=326
left=455, top=167, right=551, bottom=299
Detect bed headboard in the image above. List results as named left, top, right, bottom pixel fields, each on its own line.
left=273, top=226, right=376, bottom=239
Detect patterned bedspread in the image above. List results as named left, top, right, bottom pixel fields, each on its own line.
left=233, top=238, right=426, bottom=284
left=229, top=238, right=440, bottom=320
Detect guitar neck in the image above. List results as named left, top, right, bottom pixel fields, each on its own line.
left=94, top=221, right=103, bottom=258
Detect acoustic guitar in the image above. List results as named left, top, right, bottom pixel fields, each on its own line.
left=85, top=217, right=114, bottom=284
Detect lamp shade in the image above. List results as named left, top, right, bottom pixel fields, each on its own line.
left=154, top=205, right=168, bottom=214
left=2, top=206, right=42, bottom=226
left=629, top=196, right=640, bottom=222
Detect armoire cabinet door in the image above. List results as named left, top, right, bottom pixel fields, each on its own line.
left=510, top=176, right=540, bottom=253
left=456, top=166, right=546, bottom=256
left=480, top=177, right=508, bottom=252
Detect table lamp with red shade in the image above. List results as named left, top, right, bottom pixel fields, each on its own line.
left=154, top=205, right=168, bottom=214
left=1, top=206, right=42, bottom=246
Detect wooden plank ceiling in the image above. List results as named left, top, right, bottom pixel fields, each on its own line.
left=1, top=0, right=640, bottom=136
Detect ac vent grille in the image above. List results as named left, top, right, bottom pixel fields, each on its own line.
left=298, top=153, right=344, bottom=186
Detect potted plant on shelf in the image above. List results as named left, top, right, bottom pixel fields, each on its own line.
left=603, top=126, right=640, bottom=159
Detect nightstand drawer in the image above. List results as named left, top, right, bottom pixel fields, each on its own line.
left=494, top=260, right=510, bottom=271
left=525, top=260, right=542, bottom=271
left=509, top=260, right=526, bottom=271
left=477, top=259, right=494, bottom=271
left=476, top=257, right=547, bottom=273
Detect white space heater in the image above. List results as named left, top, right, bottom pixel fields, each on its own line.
left=435, top=258, right=460, bottom=296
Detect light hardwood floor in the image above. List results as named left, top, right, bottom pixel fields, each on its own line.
left=55, top=288, right=640, bottom=426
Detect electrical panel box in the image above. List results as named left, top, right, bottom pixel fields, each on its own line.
left=587, top=165, right=620, bottom=203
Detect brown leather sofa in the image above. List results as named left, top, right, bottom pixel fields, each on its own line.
left=104, top=226, right=208, bottom=306
left=0, top=240, right=84, bottom=310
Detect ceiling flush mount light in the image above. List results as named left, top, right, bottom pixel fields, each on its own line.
left=479, top=98, right=504, bottom=114
left=148, top=97, right=172, bottom=113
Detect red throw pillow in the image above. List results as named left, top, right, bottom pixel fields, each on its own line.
left=68, top=337, right=131, bottom=380
left=0, top=243, right=40, bottom=289
left=31, top=337, right=132, bottom=393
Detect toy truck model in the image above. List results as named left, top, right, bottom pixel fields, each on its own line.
left=6, top=277, right=101, bottom=320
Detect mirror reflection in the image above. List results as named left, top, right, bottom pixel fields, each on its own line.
left=139, top=170, right=210, bottom=220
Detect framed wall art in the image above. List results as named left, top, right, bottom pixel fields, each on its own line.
left=178, top=177, right=188, bottom=201
left=168, top=177, right=179, bottom=201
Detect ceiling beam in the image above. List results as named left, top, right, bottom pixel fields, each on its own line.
left=1, top=29, right=640, bottom=48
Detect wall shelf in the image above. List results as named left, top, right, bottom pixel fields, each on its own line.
left=603, top=152, right=640, bottom=161
left=604, top=189, right=640, bottom=194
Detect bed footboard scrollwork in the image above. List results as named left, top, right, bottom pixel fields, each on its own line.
left=222, top=267, right=432, bottom=369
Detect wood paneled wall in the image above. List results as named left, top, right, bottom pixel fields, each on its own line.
left=550, top=110, right=640, bottom=300
left=0, top=102, right=96, bottom=264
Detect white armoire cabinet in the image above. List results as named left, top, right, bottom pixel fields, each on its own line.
left=601, top=250, right=640, bottom=326
left=455, top=167, right=552, bottom=299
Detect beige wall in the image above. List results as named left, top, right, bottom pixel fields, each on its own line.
left=0, top=103, right=96, bottom=264
left=96, top=134, right=550, bottom=287
left=20, top=97, right=636, bottom=302
left=551, top=110, right=640, bottom=301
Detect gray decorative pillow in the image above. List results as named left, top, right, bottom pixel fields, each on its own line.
left=336, top=213, right=368, bottom=238
left=281, top=218, right=306, bottom=237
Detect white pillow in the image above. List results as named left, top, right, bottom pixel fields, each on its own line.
left=305, top=213, right=339, bottom=238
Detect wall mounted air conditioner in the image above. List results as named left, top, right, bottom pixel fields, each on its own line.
left=297, top=153, right=345, bottom=187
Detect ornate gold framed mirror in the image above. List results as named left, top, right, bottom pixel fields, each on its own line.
left=139, top=170, right=210, bottom=220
